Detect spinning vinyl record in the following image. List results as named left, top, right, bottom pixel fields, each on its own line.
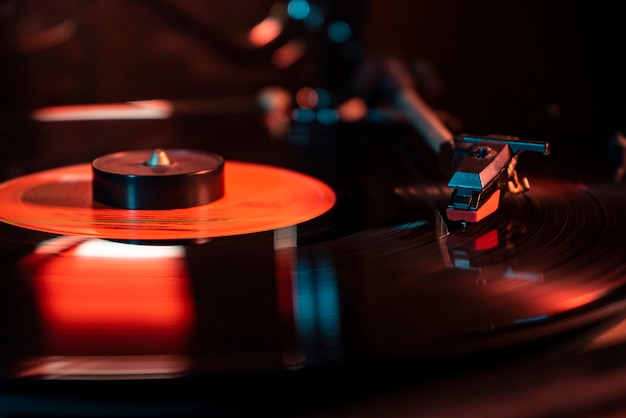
left=0, top=160, right=336, bottom=240
left=0, top=100, right=624, bottom=418
left=0, top=115, right=625, bottom=418
left=1, top=157, right=626, bottom=383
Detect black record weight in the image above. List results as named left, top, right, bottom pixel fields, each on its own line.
left=91, top=149, right=225, bottom=210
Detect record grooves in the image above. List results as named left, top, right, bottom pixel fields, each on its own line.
left=0, top=137, right=624, bottom=418
left=1, top=167, right=624, bottom=373
left=299, top=178, right=626, bottom=359
left=0, top=160, right=336, bottom=240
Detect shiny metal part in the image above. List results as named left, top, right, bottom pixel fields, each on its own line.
left=446, top=135, right=549, bottom=222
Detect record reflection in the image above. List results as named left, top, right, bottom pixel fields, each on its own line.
left=291, top=256, right=342, bottom=366
left=13, top=226, right=344, bottom=379
left=274, top=226, right=343, bottom=370
left=18, top=237, right=195, bottom=379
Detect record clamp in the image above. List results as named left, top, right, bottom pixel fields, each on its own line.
left=91, top=148, right=226, bottom=210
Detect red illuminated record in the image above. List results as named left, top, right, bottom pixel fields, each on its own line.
left=0, top=161, right=336, bottom=240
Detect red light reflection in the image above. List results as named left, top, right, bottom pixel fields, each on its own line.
left=249, top=17, right=283, bottom=47
left=272, top=39, right=307, bottom=69
left=25, top=238, right=195, bottom=355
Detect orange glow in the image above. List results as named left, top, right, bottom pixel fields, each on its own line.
left=546, top=288, right=606, bottom=313
left=31, top=100, right=174, bottom=121
left=18, top=19, right=77, bottom=53
left=26, top=239, right=195, bottom=354
left=296, top=87, right=318, bottom=109
left=0, top=160, right=336, bottom=240
left=474, top=229, right=499, bottom=251
left=258, top=86, right=292, bottom=113
left=272, top=39, right=307, bottom=69
left=258, top=86, right=293, bottom=139
left=17, top=355, right=191, bottom=379
left=337, top=97, right=368, bottom=122
left=447, top=189, right=501, bottom=223
left=249, top=17, right=283, bottom=47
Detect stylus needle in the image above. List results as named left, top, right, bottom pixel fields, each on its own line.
left=445, top=134, right=550, bottom=223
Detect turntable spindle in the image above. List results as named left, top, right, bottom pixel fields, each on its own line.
left=145, top=148, right=172, bottom=167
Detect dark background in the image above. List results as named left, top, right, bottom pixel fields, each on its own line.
left=363, top=1, right=626, bottom=154
left=1, top=0, right=626, bottom=160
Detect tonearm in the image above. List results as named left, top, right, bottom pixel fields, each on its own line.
left=361, top=57, right=550, bottom=223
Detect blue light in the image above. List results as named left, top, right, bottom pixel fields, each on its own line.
left=292, top=108, right=316, bottom=123
left=392, top=220, right=429, bottom=232
left=303, top=6, right=325, bottom=31
left=127, top=180, right=137, bottom=209
left=328, top=20, right=351, bottom=43
left=316, top=108, right=338, bottom=124
left=295, top=259, right=317, bottom=347
left=513, top=314, right=550, bottom=325
left=287, top=0, right=310, bottom=20
left=293, top=256, right=343, bottom=364
left=288, top=124, right=311, bottom=146
left=315, top=259, right=341, bottom=344
left=314, top=88, right=331, bottom=108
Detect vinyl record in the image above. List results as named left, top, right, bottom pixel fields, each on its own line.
left=1, top=171, right=626, bottom=381
left=320, top=178, right=626, bottom=361
left=0, top=161, right=336, bottom=240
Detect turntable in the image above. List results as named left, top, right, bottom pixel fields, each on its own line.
left=1, top=74, right=626, bottom=418
left=3, top=2, right=626, bottom=417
